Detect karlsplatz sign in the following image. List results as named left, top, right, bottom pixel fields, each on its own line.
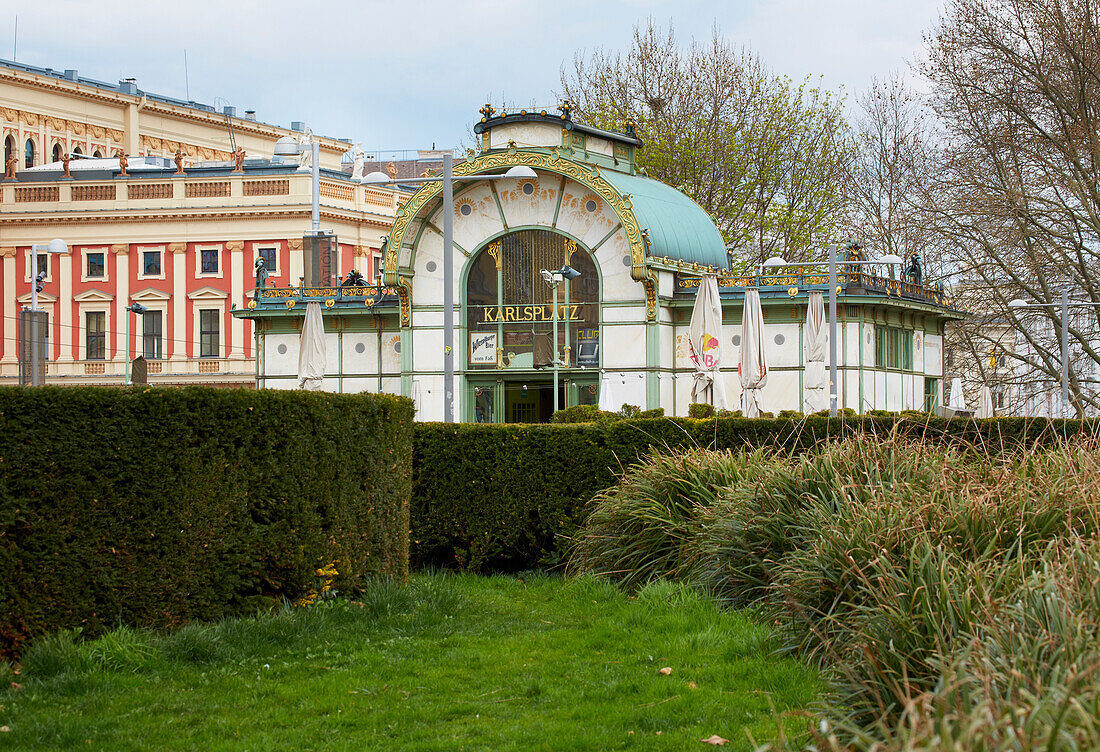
left=479, top=304, right=583, bottom=323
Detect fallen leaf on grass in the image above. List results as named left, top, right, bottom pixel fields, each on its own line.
left=701, top=734, right=728, bottom=746
left=687, top=681, right=697, bottom=690
left=658, top=666, right=673, bottom=675
left=0, top=726, right=9, bottom=733
left=9, top=683, right=21, bottom=691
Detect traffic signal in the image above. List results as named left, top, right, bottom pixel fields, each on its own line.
left=34, top=272, right=45, bottom=293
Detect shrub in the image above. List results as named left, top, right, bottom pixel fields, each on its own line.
left=570, top=435, right=1100, bottom=749
left=411, top=415, right=1098, bottom=572
left=688, top=403, right=715, bottom=419
left=0, top=386, right=414, bottom=657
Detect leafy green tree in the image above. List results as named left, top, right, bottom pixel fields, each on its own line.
left=561, top=20, right=853, bottom=267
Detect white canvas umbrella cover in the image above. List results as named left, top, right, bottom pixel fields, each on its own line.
left=688, top=275, right=729, bottom=410
left=739, top=289, right=768, bottom=417
left=803, top=291, right=827, bottom=413
left=298, top=301, right=327, bottom=391
left=949, top=377, right=966, bottom=411
left=976, top=385, right=994, bottom=418
left=597, top=372, right=617, bottom=412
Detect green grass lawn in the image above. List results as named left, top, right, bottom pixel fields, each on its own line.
left=0, top=574, right=820, bottom=751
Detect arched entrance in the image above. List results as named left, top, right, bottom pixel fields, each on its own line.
left=464, top=229, right=601, bottom=422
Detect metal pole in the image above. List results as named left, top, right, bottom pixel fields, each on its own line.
left=552, top=282, right=560, bottom=415
left=442, top=152, right=454, bottom=423
left=30, top=245, right=40, bottom=386
left=310, top=142, right=320, bottom=233
left=125, top=309, right=131, bottom=385
left=828, top=246, right=838, bottom=417
left=1061, top=288, right=1070, bottom=418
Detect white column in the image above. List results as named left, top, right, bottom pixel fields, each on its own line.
left=171, top=244, right=186, bottom=360
left=1, top=249, right=15, bottom=364
left=229, top=241, right=245, bottom=358
left=58, top=251, right=73, bottom=362
left=112, top=244, right=128, bottom=363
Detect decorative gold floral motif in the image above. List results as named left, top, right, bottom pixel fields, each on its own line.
left=382, top=150, right=648, bottom=289
left=396, top=281, right=411, bottom=327
left=642, top=274, right=657, bottom=321
left=486, top=240, right=502, bottom=270
left=563, top=239, right=577, bottom=265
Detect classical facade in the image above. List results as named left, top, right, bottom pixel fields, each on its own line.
left=240, top=107, right=961, bottom=420
left=1, top=58, right=348, bottom=170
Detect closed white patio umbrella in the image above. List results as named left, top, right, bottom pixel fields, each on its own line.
left=597, top=372, right=617, bottom=412
left=298, top=301, right=327, bottom=391
left=803, top=291, right=827, bottom=413
left=948, top=377, right=966, bottom=411
left=975, top=385, right=994, bottom=418
left=689, top=275, right=730, bottom=411
left=739, top=289, right=768, bottom=417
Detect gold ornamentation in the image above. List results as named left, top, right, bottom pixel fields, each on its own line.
left=486, top=240, right=502, bottom=270
left=381, top=150, right=648, bottom=287
left=642, top=273, right=657, bottom=322
left=396, top=282, right=411, bottom=326
left=496, top=347, right=504, bottom=369
left=563, top=239, right=577, bottom=265
left=325, top=298, right=335, bottom=308
left=286, top=299, right=296, bottom=309
left=788, top=287, right=799, bottom=297
left=247, top=299, right=257, bottom=309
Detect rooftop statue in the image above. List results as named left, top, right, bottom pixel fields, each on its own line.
left=255, top=255, right=269, bottom=290
left=351, top=143, right=365, bottom=180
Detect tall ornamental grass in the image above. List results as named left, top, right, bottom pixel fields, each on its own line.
left=568, top=434, right=1100, bottom=750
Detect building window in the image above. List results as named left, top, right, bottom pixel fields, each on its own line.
left=200, top=248, right=219, bottom=275
left=52, top=143, right=63, bottom=163
left=199, top=309, right=220, bottom=358
left=257, top=246, right=278, bottom=274
left=143, top=250, right=162, bottom=276
left=24, top=139, right=34, bottom=168
left=86, top=311, right=105, bottom=360
left=143, top=310, right=163, bottom=359
left=35, top=254, right=48, bottom=278
left=86, top=252, right=105, bottom=278
left=73, top=146, right=82, bottom=156
left=93, top=150, right=102, bottom=158
left=924, top=377, right=940, bottom=412
left=3, top=135, right=12, bottom=165
left=875, top=326, right=914, bottom=370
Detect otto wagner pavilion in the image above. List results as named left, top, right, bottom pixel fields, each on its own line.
left=238, top=106, right=961, bottom=421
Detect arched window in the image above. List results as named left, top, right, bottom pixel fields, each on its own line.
left=465, top=229, right=599, bottom=370
left=52, top=143, right=63, bottom=163
left=3, top=136, right=12, bottom=166
left=93, top=149, right=101, bottom=158
left=24, top=139, right=34, bottom=168
left=73, top=146, right=82, bottom=156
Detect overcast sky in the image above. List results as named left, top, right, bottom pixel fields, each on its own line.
left=5, top=0, right=944, bottom=157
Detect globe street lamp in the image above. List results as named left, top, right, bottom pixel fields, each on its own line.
left=362, top=157, right=537, bottom=422
left=763, top=247, right=904, bottom=417
left=540, top=265, right=582, bottom=415
left=1008, top=291, right=1100, bottom=417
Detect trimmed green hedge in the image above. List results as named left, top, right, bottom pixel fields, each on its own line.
left=0, top=386, right=413, bottom=656
left=411, top=415, right=1096, bottom=572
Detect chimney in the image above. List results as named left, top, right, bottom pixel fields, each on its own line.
left=63, top=69, right=78, bottom=81
left=244, top=110, right=257, bottom=121
left=222, top=106, right=236, bottom=117
left=291, top=121, right=305, bottom=133
left=119, top=77, right=138, bottom=95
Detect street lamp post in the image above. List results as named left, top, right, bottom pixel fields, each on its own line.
left=361, top=161, right=537, bottom=422
left=1008, top=291, right=1100, bottom=418
left=124, top=302, right=148, bottom=385
left=541, top=265, right=582, bottom=414
left=27, top=238, right=68, bottom=386
left=763, top=247, right=904, bottom=417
